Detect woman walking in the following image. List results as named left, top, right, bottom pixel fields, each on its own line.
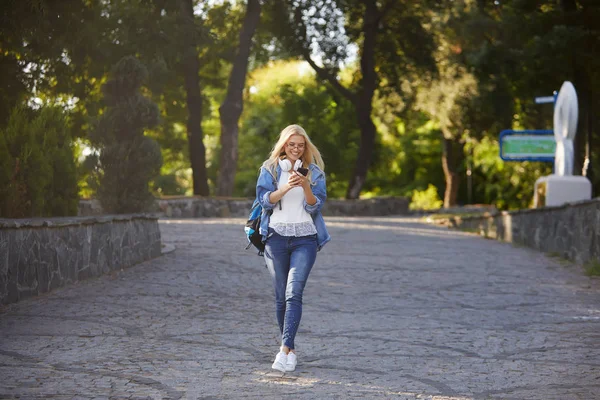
left=255, top=124, right=330, bottom=372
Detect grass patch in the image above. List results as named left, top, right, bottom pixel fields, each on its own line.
left=546, top=252, right=573, bottom=266
left=584, top=260, right=600, bottom=276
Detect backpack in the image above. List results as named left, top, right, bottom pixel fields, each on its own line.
left=244, top=197, right=266, bottom=255
left=245, top=167, right=279, bottom=255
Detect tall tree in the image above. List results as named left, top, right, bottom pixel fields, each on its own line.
left=275, top=0, right=436, bottom=199
left=416, top=61, right=511, bottom=207
left=217, top=0, right=262, bottom=196
left=416, top=1, right=513, bottom=208
left=179, top=0, right=210, bottom=195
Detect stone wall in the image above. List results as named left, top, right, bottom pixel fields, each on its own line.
left=157, top=197, right=252, bottom=218
left=80, top=196, right=410, bottom=218
left=0, top=214, right=162, bottom=305
left=440, top=198, right=600, bottom=264
left=321, top=197, right=410, bottom=216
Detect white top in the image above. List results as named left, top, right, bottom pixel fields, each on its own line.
left=269, top=170, right=317, bottom=237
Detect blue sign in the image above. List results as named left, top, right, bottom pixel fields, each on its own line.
left=499, top=129, right=555, bottom=162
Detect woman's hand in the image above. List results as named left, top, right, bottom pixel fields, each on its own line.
left=287, top=171, right=305, bottom=189
left=292, top=171, right=317, bottom=205
left=289, top=171, right=309, bottom=189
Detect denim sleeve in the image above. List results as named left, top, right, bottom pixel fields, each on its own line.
left=304, top=173, right=327, bottom=215
left=256, top=168, right=277, bottom=210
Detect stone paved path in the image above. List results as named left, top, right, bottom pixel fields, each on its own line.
left=1, top=216, right=600, bottom=400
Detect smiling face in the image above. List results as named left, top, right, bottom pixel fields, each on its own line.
left=284, top=134, right=306, bottom=163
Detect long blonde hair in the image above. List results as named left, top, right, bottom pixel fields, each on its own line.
left=262, top=124, right=325, bottom=179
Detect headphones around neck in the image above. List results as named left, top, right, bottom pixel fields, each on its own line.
left=279, top=158, right=302, bottom=172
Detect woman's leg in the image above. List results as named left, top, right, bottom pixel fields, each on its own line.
left=282, top=235, right=318, bottom=351
left=264, top=231, right=290, bottom=335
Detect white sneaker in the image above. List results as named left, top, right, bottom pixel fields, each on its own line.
left=285, top=352, right=297, bottom=372
left=271, top=351, right=287, bottom=372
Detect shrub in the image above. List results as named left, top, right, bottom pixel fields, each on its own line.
left=409, top=184, right=443, bottom=210
left=0, top=106, right=78, bottom=218
left=90, top=56, right=162, bottom=213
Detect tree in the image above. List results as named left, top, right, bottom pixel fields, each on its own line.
left=178, top=0, right=210, bottom=196
left=91, top=56, right=162, bottom=213
left=217, top=0, right=262, bottom=197
left=416, top=2, right=513, bottom=208
left=0, top=106, right=78, bottom=218
left=0, top=0, right=106, bottom=131
left=274, top=0, right=437, bottom=199
left=99, top=0, right=233, bottom=197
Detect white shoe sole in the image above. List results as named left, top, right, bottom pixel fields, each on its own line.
left=272, top=361, right=286, bottom=372
left=284, top=364, right=296, bottom=372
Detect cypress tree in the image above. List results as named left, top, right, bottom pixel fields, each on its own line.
left=91, top=56, right=162, bottom=214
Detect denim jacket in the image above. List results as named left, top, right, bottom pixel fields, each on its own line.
left=256, top=163, right=331, bottom=251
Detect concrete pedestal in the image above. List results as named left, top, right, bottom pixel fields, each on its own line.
left=533, top=174, right=592, bottom=208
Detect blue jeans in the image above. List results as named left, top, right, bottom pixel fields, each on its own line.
left=264, top=228, right=317, bottom=350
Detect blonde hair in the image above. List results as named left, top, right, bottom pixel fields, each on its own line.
left=262, top=124, right=325, bottom=179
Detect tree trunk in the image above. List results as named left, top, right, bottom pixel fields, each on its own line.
left=347, top=100, right=377, bottom=199
left=345, top=0, right=379, bottom=199
left=180, top=0, right=209, bottom=196
left=217, top=0, right=261, bottom=197
left=441, top=133, right=464, bottom=208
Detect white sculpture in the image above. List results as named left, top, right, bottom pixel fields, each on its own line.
left=533, top=81, right=591, bottom=208
left=553, top=81, right=578, bottom=176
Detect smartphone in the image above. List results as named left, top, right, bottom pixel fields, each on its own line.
left=297, top=167, right=309, bottom=176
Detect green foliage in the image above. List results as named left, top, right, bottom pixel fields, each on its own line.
left=235, top=61, right=359, bottom=198
left=234, top=60, right=445, bottom=200
left=410, top=184, right=443, bottom=210
left=584, top=260, right=600, bottom=277
left=470, top=137, right=552, bottom=209
left=91, top=56, right=162, bottom=213
left=0, top=105, right=78, bottom=218
left=363, top=108, right=445, bottom=199
left=3, top=0, right=600, bottom=211
left=151, top=173, right=188, bottom=197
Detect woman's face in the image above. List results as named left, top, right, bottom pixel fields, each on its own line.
left=284, top=134, right=306, bottom=162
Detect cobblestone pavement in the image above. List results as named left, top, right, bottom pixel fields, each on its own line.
left=1, top=216, right=600, bottom=400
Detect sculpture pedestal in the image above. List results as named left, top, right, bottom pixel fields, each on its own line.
left=533, top=174, right=592, bottom=208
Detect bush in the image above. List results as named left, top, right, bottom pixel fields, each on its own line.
left=409, top=184, right=443, bottom=210
left=0, top=106, right=78, bottom=218
left=151, top=173, right=188, bottom=196
left=90, top=56, right=162, bottom=213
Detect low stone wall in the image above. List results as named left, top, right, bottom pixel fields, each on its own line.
left=321, top=197, right=410, bottom=216
left=80, top=197, right=410, bottom=218
left=439, top=198, right=600, bottom=264
left=157, top=197, right=252, bottom=218
left=0, top=214, right=162, bottom=305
